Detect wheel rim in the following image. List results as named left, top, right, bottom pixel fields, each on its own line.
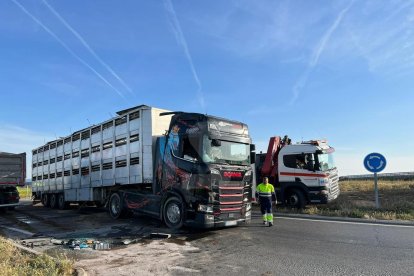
left=58, top=195, right=64, bottom=208
left=289, top=194, right=298, bottom=206
left=43, top=195, right=48, bottom=205
left=110, top=195, right=121, bottom=216
left=166, top=202, right=181, bottom=224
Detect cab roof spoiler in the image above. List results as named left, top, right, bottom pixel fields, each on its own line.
left=160, top=111, right=184, bottom=116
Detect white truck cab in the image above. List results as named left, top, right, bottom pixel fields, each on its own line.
left=255, top=137, right=340, bottom=208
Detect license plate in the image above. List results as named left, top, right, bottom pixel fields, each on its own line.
left=224, top=221, right=237, bottom=227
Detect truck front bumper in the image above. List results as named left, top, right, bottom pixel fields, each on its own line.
left=309, top=189, right=340, bottom=204
left=185, top=211, right=251, bottom=229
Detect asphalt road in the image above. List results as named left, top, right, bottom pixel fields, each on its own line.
left=1, top=202, right=413, bottom=275
left=179, top=213, right=414, bottom=276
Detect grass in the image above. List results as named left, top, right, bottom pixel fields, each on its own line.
left=0, top=237, right=74, bottom=276
left=277, top=179, right=414, bottom=221
left=17, top=186, right=32, bottom=199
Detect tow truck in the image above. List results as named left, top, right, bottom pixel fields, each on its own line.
left=254, top=136, right=339, bottom=208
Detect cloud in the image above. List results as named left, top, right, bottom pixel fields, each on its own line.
left=291, top=1, right=354, bottom=104
left=163, top=0, right=205, bottom=111
left=41, top=0, right=134, bottom=96
left=11, top=0, right=125, bottom=98
left=310, top=2, right=354, bottom=67
left=329, top=1, right=414, bottom=77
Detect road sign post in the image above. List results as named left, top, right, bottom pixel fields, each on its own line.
left=374, top=172, right=379, bottom=208
left=364, top=153, right=386, bottom=209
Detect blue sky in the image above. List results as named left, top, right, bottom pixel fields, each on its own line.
left=1, top=0, right=414, bottom=176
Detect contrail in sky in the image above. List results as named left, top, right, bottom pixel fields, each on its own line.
left=42, top=0, right=134, bottom=96
left=291, top=1, right=354, bottom=104
left=163, top=0, right=206, bottom=111
left=10, top=0, right=125, bottom=98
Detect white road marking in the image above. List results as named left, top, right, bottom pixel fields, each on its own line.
left=276, top=216, right=414, bottom=228
left=0, top=226, right=35, bottom=235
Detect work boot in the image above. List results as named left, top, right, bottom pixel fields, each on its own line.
left=263, top=221, right=267, bottom=225
left=268, top=222, right=273, bottom=227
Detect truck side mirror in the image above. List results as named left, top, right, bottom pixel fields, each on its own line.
left=250, top=153, right=256, bottom=164
left=250, top=144, right=256, bottom=152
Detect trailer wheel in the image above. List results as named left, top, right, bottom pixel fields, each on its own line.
left=50, top=194, right=58, bottom=209
left=163, top=196, right=184, bottom=229
left=57, top=194, right=68, bottom=210
left=285, top=189, right=306, bottom=209
left=42, top=194, right=50, bottom=207
left=109, top=193, right=125, bottom=219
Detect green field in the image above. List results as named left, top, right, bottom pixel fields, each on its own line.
left=278, top=179, right=414, bottom=221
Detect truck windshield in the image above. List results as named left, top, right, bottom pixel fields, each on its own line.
left=317, top=153, right=336, bottom=171
left=202, top=135, right=250, bottom=165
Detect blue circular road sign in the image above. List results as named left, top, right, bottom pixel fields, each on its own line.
left=364, top=153, right=386, bottom=173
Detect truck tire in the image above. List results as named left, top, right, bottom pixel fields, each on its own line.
left=163, top=196, right=185, bottom=229
left=50, top=194, right=58, bottom=209
left=285, top=188, right=306, bottom=209
left=108, top=193, right=126, bottom=219
left=42, top=194, right=50, bottom=207
left=57, top=194, right=68, bottom=210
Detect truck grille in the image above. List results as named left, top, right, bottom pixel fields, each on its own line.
left=329, top=173, right=340, bottom=200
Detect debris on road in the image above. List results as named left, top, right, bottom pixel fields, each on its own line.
left=149, top=232, right=172, bottom=239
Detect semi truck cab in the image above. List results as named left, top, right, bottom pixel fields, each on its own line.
left=255, top=137, right=339, bottom=208
left=143, top=112, right=254, bottom=228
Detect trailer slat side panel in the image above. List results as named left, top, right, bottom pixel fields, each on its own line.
left=32, top=106, right=172, bottom=203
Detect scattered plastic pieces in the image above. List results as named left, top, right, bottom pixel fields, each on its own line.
left=51, top=238, right=64, bottom=245
left=93, top=242, right=111, bottom=250
left=150, top=233, right=171, bottom=239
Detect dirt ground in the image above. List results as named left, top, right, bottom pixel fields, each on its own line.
left=0, top=201, right=208, bottom=276
left=74, top=240, right=202, bottom=276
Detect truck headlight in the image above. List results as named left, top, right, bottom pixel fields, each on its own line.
left=211, top=169, right=220, bottom=175
left=198, top=204, right=213, bottom=213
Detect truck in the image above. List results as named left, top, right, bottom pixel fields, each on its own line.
left=0, top=152, right=26, bottom=211
left=253, top=136, right=339, bottom=208
left=31, top=105, right=255, bottom=229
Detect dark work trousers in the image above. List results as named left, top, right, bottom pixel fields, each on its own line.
left=259, top=197, right=272, bottom=218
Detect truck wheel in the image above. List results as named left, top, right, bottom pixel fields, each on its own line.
left=57, top=194, right=68, bottom=210
left=286, top=189, right=306, bottom=209
left=50, top=194, right=57, bottom=209
left=109, top=193, right=125, bottom=219
left=163, top=196, right=184, bottom=229
left=42, top=194, right=50, bottom=207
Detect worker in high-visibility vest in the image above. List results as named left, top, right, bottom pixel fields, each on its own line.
left=255, top=177, right=276, bottom=227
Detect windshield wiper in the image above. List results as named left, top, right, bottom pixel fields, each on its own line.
left=213, top=158, right=230, bottom=165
